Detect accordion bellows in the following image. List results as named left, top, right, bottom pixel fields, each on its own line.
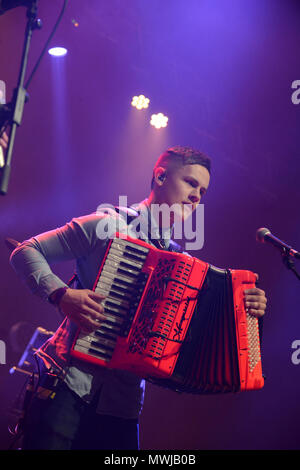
left=71, top=235, right=264, bottom=394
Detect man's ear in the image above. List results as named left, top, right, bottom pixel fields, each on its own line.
left=155, top=167, right=167, bottom=185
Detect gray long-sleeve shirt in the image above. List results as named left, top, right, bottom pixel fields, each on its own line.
left=10, top=201, right=173, bottom=419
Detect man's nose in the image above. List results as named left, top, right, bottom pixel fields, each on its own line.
left=189, top=193, right=200, bottom=204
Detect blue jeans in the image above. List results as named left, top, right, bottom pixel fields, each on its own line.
left=21, top=381, right=139, bottom=450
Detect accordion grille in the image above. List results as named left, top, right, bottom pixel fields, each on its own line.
left=128, top=258, right=194, bottom=360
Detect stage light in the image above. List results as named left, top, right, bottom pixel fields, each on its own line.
left=72, top=18, right=79, bottom=28
left=48, top=47, right=68, bottom=57
left=150, top=113, right=168, bottom=129
left=131, top=95, right=150, bottom=110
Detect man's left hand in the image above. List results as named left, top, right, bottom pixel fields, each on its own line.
left=244, top=287, right=267, bottom=318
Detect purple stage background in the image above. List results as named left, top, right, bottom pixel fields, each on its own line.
left=0, top=0, right=299, bottom=450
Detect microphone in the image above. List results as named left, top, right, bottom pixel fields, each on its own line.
left=0, top=0, right=32, bottom=16
left=256, top=227, right=300, bottom=259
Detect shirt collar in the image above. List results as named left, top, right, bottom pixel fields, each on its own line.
left=130, top=199, right=173, bottom=247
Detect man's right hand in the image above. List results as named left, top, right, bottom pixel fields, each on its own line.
left=58, top=288, right=106, bottom=333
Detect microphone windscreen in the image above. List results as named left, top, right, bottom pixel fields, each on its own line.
left=256, top=227, right=271, bottom=243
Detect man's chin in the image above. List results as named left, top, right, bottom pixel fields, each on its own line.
left=173, top=204, right=193, bottom=222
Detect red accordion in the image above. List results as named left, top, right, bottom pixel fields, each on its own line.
left=71, top=235, right=264, bottom=393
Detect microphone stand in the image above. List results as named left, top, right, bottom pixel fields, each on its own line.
left=0, top=0, right=41, bottom=195
left=281, top=248, right=300, bottom=281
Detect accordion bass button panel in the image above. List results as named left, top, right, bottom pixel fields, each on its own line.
left=246, top=313, right=262, bottom=372
left=231, top=270, right=264, bottom=391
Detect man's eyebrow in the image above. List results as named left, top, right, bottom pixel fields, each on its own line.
left=186, top=176, right=199, bottom=185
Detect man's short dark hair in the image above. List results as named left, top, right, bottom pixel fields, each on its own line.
left=151, top=146, right=211, bottom=189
